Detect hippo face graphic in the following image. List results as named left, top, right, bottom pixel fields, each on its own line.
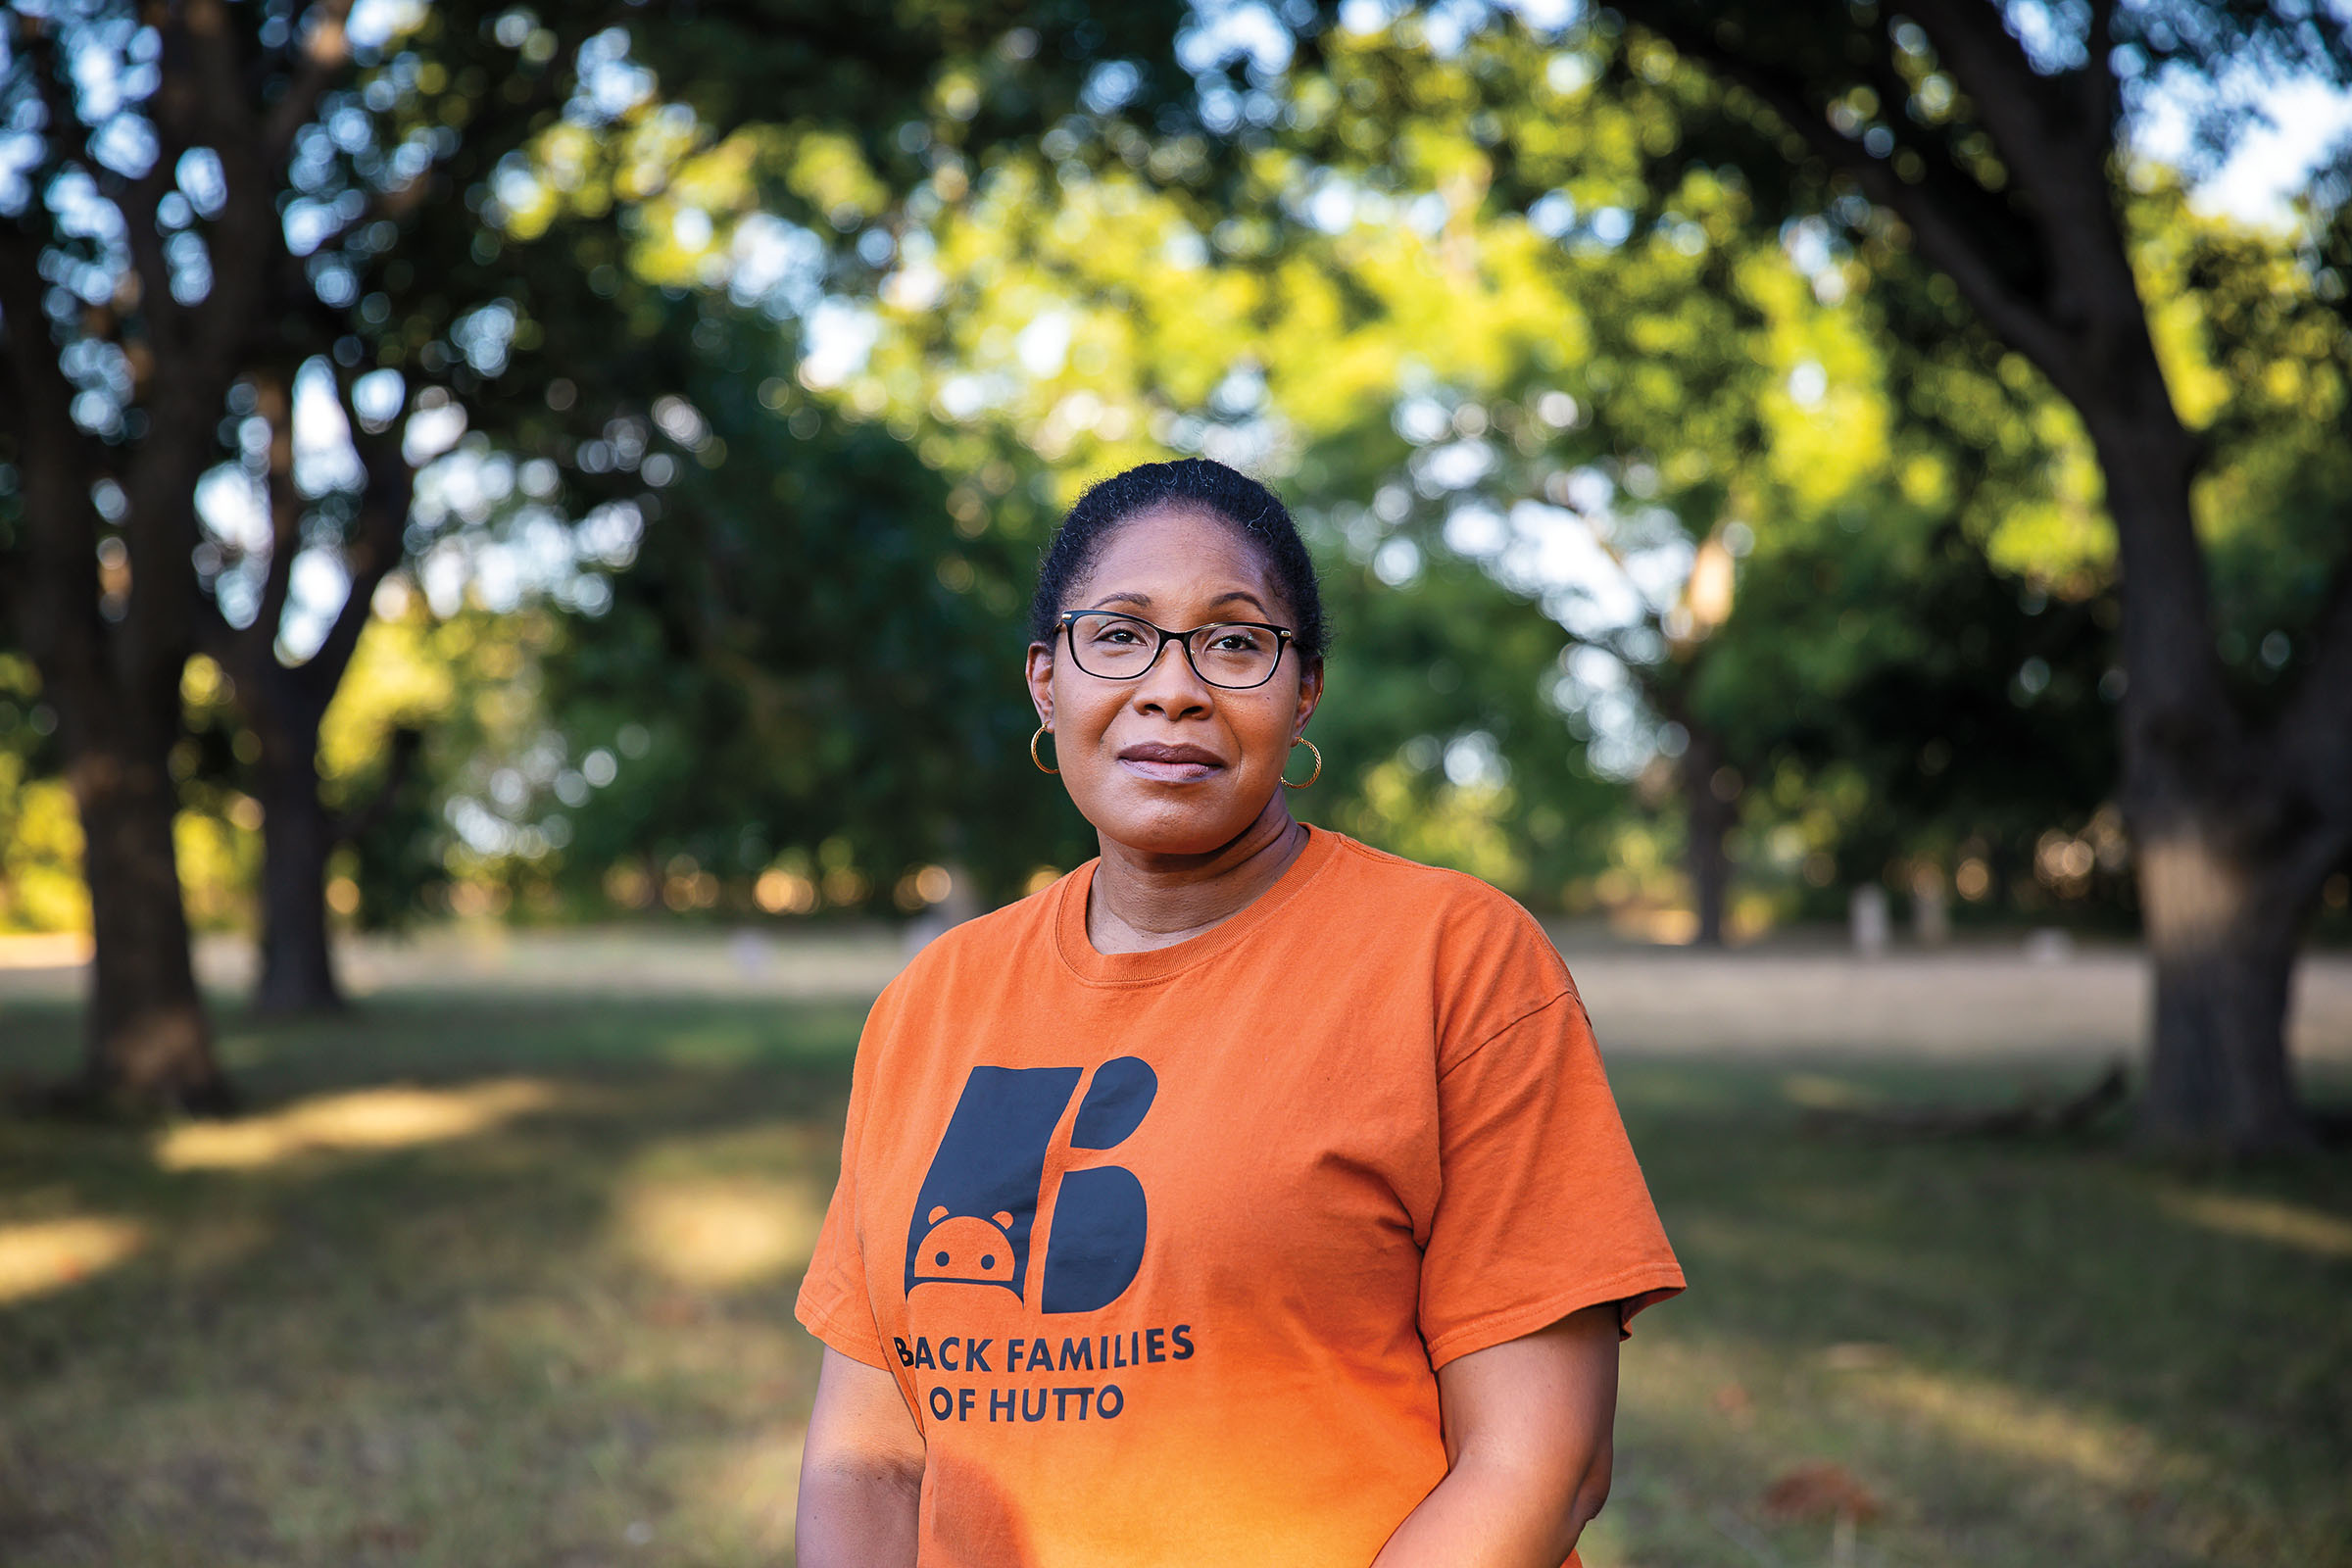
left=912, top=1207, right=1017, bottom=1287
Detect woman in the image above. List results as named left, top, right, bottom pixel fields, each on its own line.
left=795, top=459, right=1682, bottom=1567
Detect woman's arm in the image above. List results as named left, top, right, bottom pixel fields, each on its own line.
left=1371, top=1302, right=1621, bottom=1568
left=795, top=1348, right=926, bottom=1568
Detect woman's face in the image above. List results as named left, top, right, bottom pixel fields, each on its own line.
left=1026, top=504, right=1322, bottom=858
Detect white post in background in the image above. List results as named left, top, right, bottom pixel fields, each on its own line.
left=1911, top=865, right=1950, bottom=947
left=1849, top=884, right=1889, bottom=956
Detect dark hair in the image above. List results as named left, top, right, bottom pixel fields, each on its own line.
left=1028, top=458, right=1327, bottom=659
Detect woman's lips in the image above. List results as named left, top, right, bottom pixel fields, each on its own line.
left=1117, top=743, right=1224, bottom=783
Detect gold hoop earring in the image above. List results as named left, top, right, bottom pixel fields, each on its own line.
left=1282, top=737, right=1321, bottom=789
left=1030, top=724, right=1058, bottom=774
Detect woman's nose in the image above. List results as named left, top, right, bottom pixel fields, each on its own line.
left=1130, top=638, right=1212, bottom=714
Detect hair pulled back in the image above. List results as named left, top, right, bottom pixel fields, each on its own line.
left=1029, top=458, right=1326, bottom=659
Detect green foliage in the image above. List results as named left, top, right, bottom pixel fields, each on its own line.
left=2136, top=178, right=2352, bottom=706
left=542, top=325, right=1094, bottom=908
left=15, top=1, right=2347, bottom=937
left=0, top=655, right=80, bottom=933
left=367, top=3, right=2338, bottom=928
left=1304, top=543, right=1625, bottom=898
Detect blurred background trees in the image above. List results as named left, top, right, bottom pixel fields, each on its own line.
left=1603, top=0, right=2352, bottom=1174
left=0, top=0, right=1193, bottom=1104
left=4, top=0, right=2349, bottom=1147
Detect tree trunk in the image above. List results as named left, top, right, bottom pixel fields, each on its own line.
left=224, top=372, right=413, bottom=1016
left=0, top=276, right=230, bottom=1115
left=239, top=624, right=346, bottom=1014
left=2138, top=830, right=2311, bottom=1153
left=2093, top=419, right=2333, bottom=1153
left=70, top=740, right=231, bottom=1114
left=1600, top=0, right=2352, bottom=1152
left=1678, top=717, right=1733, bottom=947
left=253, top=730, right=343, bottom=1014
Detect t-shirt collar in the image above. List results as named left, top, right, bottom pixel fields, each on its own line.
left=1053, top=822, right=1341, bottom=987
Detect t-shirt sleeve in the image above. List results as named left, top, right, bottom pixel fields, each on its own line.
left=1418, top=985, right=1684, bottom=1370
left=794, top=1017, right=891, bottom=1370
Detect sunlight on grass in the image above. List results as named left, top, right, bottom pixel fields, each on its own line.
left=688, top=1422, right=805, bottom=1557
left=5, top=992, right=2345, bottom=1568
left=617, top=1176, right=823, bottom=1290
left=1779, top=1071, right=1882, bottom=1110
left=2159, top=1189, right=2352, bottom=1259
left=0, top=1215, right=147, bottom=1304
left=1856, top=1364, right=2166, bottom=1486
left=154, top=1078, right=570, bottom=1170
left=653, top=1024, right=775, bottom=1070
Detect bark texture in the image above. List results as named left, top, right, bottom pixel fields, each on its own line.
left=75, top=749, right=229, bottom=1111
left=1677, top=715, right=1734, bottom=948
left=0, top=3, right=364, bottom=1108
left=0, top=191, right=227, bottom=1113
left=217, top=374, right=415, bottom=1014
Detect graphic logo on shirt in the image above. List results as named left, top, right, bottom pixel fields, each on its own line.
left=905, top=1056, right=1157, bottom=1313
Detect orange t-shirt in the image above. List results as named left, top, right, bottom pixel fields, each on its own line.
left=796, top=826, right=1683, bottom=1566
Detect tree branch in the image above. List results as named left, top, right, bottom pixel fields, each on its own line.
left=243, top=374, right=304, bottom=662
left=177, top=2, right=275, bottom=376
left=0, top=228, right=108, bottom=690
left=264, top=0, right=360, bottom=167
left=191, top=585, right=238, bottom=664
left=114, top=1, right=274, bottom=686
left=302, top=372, right=415, bottom=702
left=121, top=157, right=191, bottom=361
left=1900, top=0, right=2140, bottom=351
left=20, top=19, right=78, bottom=162
left=0, top=232, right=102, bottom=495
left=2082, top=0, right=2122, bottom=134
left=1627, top=9, right=2076, bottom=372
left=1898, top=0, right=2082, bottom=210
left=2278, top=541, right=2352, bottom=811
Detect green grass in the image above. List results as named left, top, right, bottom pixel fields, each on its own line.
left=2, top=992, right=2347, bottom=1567
left=1592, top=1059, right=2352, bottom=1568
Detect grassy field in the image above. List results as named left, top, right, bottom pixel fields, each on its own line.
left=1, top=984, right=2347, bottom=1567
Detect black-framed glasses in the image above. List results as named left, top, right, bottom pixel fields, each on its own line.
left=1057, top=610, right=1295, bottom=691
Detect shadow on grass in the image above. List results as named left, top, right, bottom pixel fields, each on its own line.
left=0, top=993, right=862, bottom=1568
left=1600, top=1057, right=2352, bottom=1568
left=1, top=997, right=2346, bottom=1567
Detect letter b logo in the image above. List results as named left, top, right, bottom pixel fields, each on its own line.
left=904, top=1056, right=1157, bottom=1313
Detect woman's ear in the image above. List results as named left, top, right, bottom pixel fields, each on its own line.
left=1025, top=641, right=1056, bottom=728
left=1293, top=654, right=1325, bottom=738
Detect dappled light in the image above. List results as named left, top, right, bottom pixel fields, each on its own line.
left=153, top=1078, right=568, bottom=1171
left=2160, top=1190, right=2352, bottom=1260
left=1854, top=1363, right=2166, bottom=1487
left=0, top=1216, right=147, bottom=1306
left=685, top=1422, right=805, bottom=1559
left=1777, top=1072, right=1881, bottom=1112
left=617, top=1175, right=822, bottom=1290
left=5, top=0, right=2352, bottom=1560
left=5, top=982, right=2343, bottom=1565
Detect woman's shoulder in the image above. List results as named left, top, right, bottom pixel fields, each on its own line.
left=1313, top=829, right=1552, bottom=938
left=1307, top=830, right=1570, bottom=1004
left=1304, top=832, right=1576, bottom=1062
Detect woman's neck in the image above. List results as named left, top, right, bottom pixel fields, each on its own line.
left=1085, top=799, right=1310, bottom=955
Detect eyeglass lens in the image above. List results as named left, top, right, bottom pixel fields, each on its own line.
left=1067, top=613, right=1282, bottom=689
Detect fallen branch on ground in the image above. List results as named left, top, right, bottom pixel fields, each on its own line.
left=1802, top=1061, right=2130, bottom=1140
